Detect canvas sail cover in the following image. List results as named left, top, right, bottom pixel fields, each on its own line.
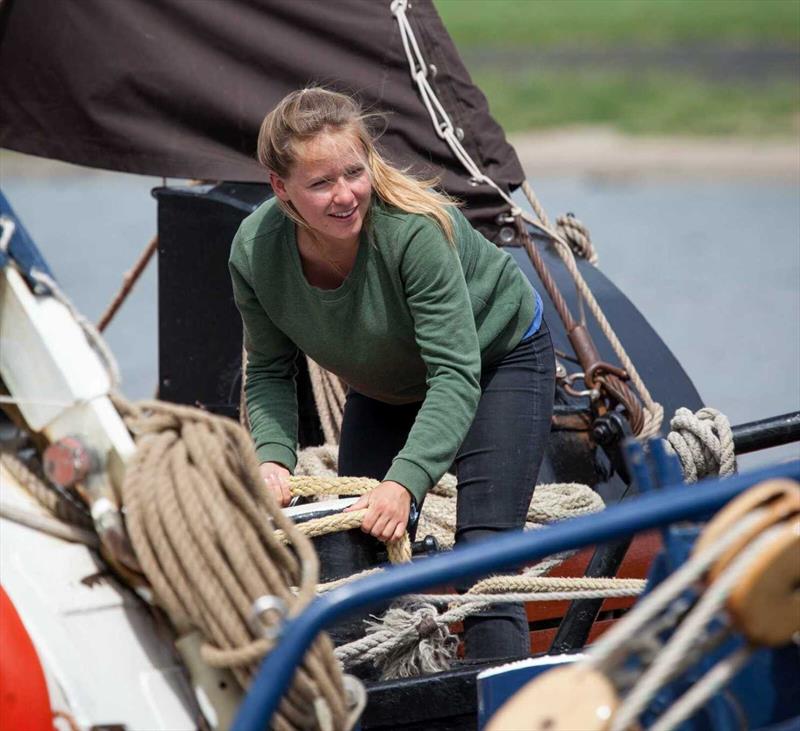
left=0, top=0, right=524, bottom=237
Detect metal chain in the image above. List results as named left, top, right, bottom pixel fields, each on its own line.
left=390, top=0, right=661, bottom=437
left=391, top=0, right=523, bottom=212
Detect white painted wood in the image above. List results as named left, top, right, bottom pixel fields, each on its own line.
left=0, top=465, right=198, bottom=730
left=0, top=266, right=136, bottom=481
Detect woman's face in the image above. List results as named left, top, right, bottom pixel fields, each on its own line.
left=270, top=129, right=372, bottom=247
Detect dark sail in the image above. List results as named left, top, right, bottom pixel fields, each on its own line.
left=0, top=0, right=524, bottom=238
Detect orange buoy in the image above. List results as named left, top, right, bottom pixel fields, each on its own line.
left=0, top=586, right=53, bottom=731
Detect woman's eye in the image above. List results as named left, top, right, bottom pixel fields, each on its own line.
left=309, top=180, right=327, bottom=189
left=346, top=167, right=364, bottom=178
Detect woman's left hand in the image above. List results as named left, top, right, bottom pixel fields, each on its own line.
left=343, top=480, right=412, bottom=542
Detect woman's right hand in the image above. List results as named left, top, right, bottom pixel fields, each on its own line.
left=259, top=462, right=292, bottom=507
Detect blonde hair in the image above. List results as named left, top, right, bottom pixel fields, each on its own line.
left=257, top=87, right=458, bottom=244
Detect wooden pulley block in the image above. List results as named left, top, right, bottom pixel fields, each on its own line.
left=694, top=478, right=800, bottom=582
left=486, top=665, right=620, bottom=731
left=726, top=518, right=800, bottom=647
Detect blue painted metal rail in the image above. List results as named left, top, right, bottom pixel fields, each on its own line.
left=232, top=460, right=800, bottom=731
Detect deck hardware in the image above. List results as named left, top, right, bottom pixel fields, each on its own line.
left=485, top=665, right=618, bottom=730
left=693, top=478, right=800, bottom=581
left=249, top=595, right=288, bottom=641
left=43, top=435, right=97, bottom=487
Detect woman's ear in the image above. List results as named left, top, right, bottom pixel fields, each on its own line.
left=269, top=172, right=290, bottom=201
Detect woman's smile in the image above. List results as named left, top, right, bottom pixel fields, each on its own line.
left=330, top=207, right=356, bottom=218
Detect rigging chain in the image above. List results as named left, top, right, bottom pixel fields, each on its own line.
left=390, top=0, right=663, bottom=437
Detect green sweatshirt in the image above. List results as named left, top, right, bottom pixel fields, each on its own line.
left=229, top=197, right=536, bottom=504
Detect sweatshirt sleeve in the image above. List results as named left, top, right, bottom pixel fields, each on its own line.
left=229, top=238, right=299, bottom=471
left=384, top=216, right=482, bottom=504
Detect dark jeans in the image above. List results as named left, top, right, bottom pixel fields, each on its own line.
left=338, top=319, right=555, bottom=661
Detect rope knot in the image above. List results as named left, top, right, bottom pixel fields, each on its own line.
left=416, top=614, right=439, bottom=639
left=665, top=407, right=737, bottom=483
left=354, top=601, right=458, bottom=679
left=555, top=213, right=598, bottom=266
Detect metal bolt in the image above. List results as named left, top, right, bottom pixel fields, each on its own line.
left=499, top=226, right=516, bottom=244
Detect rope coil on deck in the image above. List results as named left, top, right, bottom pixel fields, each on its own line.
left=113, top=397, right=349, bottom=731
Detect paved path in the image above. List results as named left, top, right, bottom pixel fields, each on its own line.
left=510, top=127, right=800, bottom=180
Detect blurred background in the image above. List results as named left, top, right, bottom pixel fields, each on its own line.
left=437, top=0, right=799, bottom=138
left=2, top=0, right=798, bottom=468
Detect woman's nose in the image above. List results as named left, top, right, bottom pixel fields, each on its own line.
left=331, top=177, right=355, bottom=205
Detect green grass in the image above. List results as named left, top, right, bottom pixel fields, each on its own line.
left=433, top=0, right=800, bottom=136
left=435, top=0, right=800, bottom=49
left=473, top=69, right=800, bottom=136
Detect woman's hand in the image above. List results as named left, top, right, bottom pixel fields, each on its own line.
left=344, top=480, right=412, bottom=542
left=259, top=462, right=292, bottom=507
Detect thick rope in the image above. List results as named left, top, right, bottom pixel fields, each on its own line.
left=284, top=452, right=602, bottom=554
left=306, top=357, right=345, bottom=445
left=114, top=397, right=348, bottom=731
left=556, top=213, right=599, bottom=266
left=609, top=521, right=783, bottom=731
left=665, top=407, right=737, bottom=483
left=521, top=181, right=664, bottom=438
left=276, top=507, right=412, bottom=564
left=0, top=452, right=93, bottom=528
left=334, top=575, right=645, bottom=677
left=390, top=0, right=661, bottom=440
left=283, top=447, right=616, bottom=679
left=285, top=447, right=603, bottom=574
left=0, top=500, right=99, bottom=547
left=419, top=476, right=605, bottom=550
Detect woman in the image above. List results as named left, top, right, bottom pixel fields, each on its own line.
left=229, top=87, right=555, bottom=661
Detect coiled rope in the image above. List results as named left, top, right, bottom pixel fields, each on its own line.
left=113, top=396, right=349, bottom=731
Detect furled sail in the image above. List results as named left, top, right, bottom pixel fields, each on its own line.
left=0, top=0, right=524, bottom=238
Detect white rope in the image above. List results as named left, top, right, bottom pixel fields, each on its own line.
left=665, top=407, right=737, bottom=483
left=648, top=645, right=752, bottom=731
left=0, top=500, right=100, bottom=548
left=411, top=586, right=645, bottom=618
left=587, top=508, right=765, bottom=671
left=608, top=519, right=784, bottom=731
left=0, top=394, right=107, bottom=408
left=390, top=0, right=522, bottom=216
